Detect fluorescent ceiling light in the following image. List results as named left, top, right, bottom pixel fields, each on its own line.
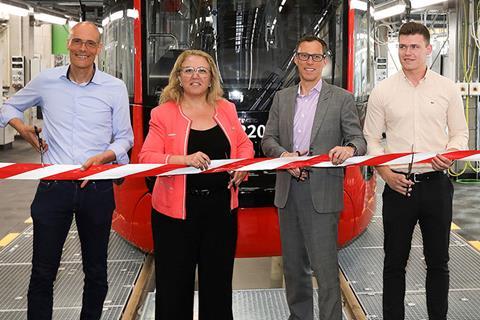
left=110, top=10, right=124, bottom=22
left=126, top=9, right=138, bottom=19
left=0, top=2, right=30, bottom=16
left=374, top=0, right=406, bottom=21
left=102, top=10, right=127, bottom=27
left=410, top=0, right=447, bottom=9
left=101, top=16, right=109, bottom=26
left=34, top=13, right=67, bottom=25
left=350, top=0, right=367, bottom=11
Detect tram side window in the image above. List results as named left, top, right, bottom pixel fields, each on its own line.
left=100, top=2, right=135, bottom=98
left=145, top=0, right=196, bottom=100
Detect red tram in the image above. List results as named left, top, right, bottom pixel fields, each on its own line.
left=100, top=0, right=376, bottom=256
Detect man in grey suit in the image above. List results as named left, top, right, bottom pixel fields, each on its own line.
left=261, top=35, right=366, bottom=320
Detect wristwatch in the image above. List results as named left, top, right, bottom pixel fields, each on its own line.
left=345, top=143, right=357, bottom=156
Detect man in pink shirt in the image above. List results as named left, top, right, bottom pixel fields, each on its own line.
left=364, top=22, right=468, bottom=320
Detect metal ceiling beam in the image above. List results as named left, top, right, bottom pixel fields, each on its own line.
left=19, top=0, right=104, bottom=22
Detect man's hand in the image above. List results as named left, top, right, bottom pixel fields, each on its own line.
left=80, top=151, right=116, bottom=188
left=431, top=154, right=453, bottom=171
left=9, top=118, right=48, bottom=153
left=185, top=151, right=211, bottom=170
left=281, top=151, right=307, bottom=180
left=328, top=146, right=355, bottom=165
left=377, top=166, right=414, bottom=196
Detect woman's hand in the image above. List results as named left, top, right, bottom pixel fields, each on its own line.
left=185, top=151, right=211, bottom=170
left=228, top=171, right=248, bottom=190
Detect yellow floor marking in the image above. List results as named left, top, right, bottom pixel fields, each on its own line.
left=24, top=217, right=33, bottom=224
left=451, top=223, right=460, bottom=230
left=0, top=233, right=20, bottom=247
left=469, top=241, right=480, bottom=251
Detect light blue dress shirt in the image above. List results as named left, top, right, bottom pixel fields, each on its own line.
left=0, top=65, right=133, bottom=165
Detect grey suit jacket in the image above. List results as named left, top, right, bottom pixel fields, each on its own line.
left=261, top=80, right=366, bottom=213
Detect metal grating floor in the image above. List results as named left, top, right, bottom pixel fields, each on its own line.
left=140, top=289, right=348, bottom=320
left=0, top=223, right=145, bottom=319
left=339, top=180, right=480, bottom=320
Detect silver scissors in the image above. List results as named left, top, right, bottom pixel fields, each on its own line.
left=405, top=144, right=414, bottom=196
left=406, top=144, right=414, bottom=179
left=225, top=152, right=237, bottom=191
left=34, top=126, right=45, bottom=167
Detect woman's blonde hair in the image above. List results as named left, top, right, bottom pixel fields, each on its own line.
left=160, top=50, right=224, bottom=105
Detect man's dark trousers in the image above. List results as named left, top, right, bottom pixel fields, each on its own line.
left=382, top=174, right=453, bottom=320
left=27, top=180, right=115, bottom=320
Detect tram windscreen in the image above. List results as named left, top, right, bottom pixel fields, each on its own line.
left=145, top=0, right=341, bottom=110
left=100, top=0, right=347, bottom=206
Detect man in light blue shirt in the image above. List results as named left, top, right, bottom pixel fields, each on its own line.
left=0, top=21, right=133, bottom=320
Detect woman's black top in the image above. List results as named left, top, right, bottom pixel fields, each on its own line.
left=186, top=125, right=231, bottom=190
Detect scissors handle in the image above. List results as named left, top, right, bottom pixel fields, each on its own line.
left=224, top=152, right=236, bottom=191
left=406, top=145, right=414, bottom=176
left=34, top=126, right=45, bottom=166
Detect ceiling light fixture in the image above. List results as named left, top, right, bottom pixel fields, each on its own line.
left=34, top=12, right=67, bottom=25
left=410, top=0, right=448, bottom=9
left=350, top=0, right=368, bottom=11
left=0, top=2, right=30, bottom=16
left=126, top=9, right=138, bottom=19
left=373, top=0, right=406, bottom=21
left=110, top=10, right=124, bottom=22
left=101, top=16, right=109, bottom=26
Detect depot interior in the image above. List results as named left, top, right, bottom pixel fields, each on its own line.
left=1, top=0, right=480, bottom=320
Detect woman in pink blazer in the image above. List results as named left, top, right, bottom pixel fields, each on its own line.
left=139, top=49, right=254, bottom=320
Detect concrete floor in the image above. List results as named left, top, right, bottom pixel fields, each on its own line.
left=452, top=182, right=480, bottom=241
left=1, top=137, right=479, bottom=291
left=0, top=137, right=38, bottom=238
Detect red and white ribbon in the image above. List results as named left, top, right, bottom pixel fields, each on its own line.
left=1, top=150, right=480, bottom=181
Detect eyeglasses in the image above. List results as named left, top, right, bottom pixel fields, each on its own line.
left=296, top=52, right=327, bottom=62
left=70, top=38, right=99, bottom=49
left=179, top=66, right=210, bottom=77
